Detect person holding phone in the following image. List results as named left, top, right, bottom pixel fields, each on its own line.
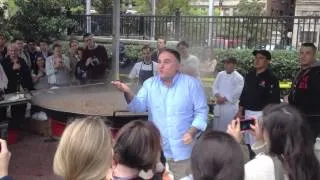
left=46, top=43, right=72, bottom=87
left=112, top=48, right=208, bottom=180
left=228, top=103, right=320, bottom=180
left=1, top=44, right=33, bottom=132
left=212, top=57, right=244, bottom=131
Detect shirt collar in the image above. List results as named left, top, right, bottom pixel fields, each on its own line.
left=160, top=72, right=180, bottom=87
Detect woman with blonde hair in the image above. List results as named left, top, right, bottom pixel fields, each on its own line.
left=53, top=116, right=113, bottom=180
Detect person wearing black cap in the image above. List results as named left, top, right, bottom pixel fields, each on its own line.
left=212, top=57, right=244, bottom=131
left=288, top=43, right=320, bottom=141
left=236, top=50, right=280, bottom=146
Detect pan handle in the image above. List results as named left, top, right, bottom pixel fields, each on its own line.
left=112, top=110, right=130, bottom=120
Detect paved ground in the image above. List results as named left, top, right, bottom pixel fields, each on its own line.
left=9, top=133, right=61, bottom=180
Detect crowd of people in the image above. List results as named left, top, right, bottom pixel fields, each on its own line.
left=113, top=41, right=320, bottom=180
left=0, top=32, right=319, bottom=180
left=0, top=33, right=110, bottom=132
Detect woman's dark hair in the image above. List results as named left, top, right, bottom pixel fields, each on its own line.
left=113, top=120, right=161, bottom=171
left=33, top=55, right=45, bottom=75
left=262, top=103, right=320, bottom=180
left=191, top=130, right=244, bottom=180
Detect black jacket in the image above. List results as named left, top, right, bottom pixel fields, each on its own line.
left=1, top=57, right=34, bottom=93
left=77, top=45, right=109, bottom=80
left=239, top=68, right=281, bottom=111
left=289, top=62, right=320, bottom=116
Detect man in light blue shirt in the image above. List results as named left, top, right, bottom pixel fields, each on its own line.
left=112, top=49, right=208, bottom=179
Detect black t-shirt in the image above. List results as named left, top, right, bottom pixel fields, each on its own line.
left=239, top=69, right=280, bottom=111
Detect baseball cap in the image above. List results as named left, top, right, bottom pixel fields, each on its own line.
left=252, top=50, right=271, bottom=60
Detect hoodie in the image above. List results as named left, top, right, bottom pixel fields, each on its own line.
left=289, top=61, right=320, bottom=116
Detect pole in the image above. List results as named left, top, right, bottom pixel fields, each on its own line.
left=112, top=0, right=120, bottom=80
left=151, top=0, right=156, bottom=40
left=208, top=0, right=213, bottom=47
left=86, top=0, right=91, bottom=33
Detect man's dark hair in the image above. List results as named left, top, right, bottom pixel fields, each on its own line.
left=142, top=44, right=152, bottom=51
left=69, top=39, right=79, bottom=47
left=177, top=40, right=189, bottom=48
left=39, top=39, right=50, bottom=45
left=302, top=43, right=317, bottom=54
left=113, top=120, right=161, bottom=171
left=223, top=57, right=237, bottom=64
left=157, top=37, right=167, bottom=44
left=83, top=33, right=93, bottom=39
left=12, top=37, right=24, bottom=42
left=158, top=48, right=181, bottom=63
left=52, top=43, right=62, bottom=50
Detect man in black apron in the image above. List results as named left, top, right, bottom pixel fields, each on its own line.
left=129, top=44, right=157, bottom=86
left=138, top=59, right=154, bottom=85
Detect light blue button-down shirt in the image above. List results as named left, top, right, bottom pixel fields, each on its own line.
left=128, top=73, right=208, bottom=161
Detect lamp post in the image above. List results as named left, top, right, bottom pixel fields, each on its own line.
left=208, top=0, right=214, bottom=47
left=112, top=0, right=120, bottom=80
left=86, top=0, right=91, bottom=33
left=151, top=0, right=156, bottom=40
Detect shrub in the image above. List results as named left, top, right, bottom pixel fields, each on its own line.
left=115, top=44, right=320, bottom=81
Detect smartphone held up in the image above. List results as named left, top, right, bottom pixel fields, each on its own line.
left=239, top=118, right=255, bottom=131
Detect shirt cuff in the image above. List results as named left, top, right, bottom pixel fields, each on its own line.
left=127, top=96, right=139, bottom=112
left=191, top=119, right=207, bottom=132
left=251, top=140, right=268, bottom=154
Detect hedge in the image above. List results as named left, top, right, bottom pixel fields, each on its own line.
left=118, top=45, right=320, bottom=81
left=61, top=41, right=319, bottom=81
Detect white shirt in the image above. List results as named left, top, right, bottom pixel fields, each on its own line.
left=181, top=54, right=200, bottom=77
left=212, top=70, right=244, bottom=104
left=128, top=61, right=158, bottom=79
left=0, top=64, right=8, bottom=90
left=46, top=55, right=72, bottom=85
left=245, top=154, right=289, bottom=180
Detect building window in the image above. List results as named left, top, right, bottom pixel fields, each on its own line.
left=299, top=31, right=318, bottom=43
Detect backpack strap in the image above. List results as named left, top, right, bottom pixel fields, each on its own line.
left=271, top=156, right=285, bottom=180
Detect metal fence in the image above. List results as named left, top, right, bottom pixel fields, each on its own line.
left=69, top=14, right=320, bottom=50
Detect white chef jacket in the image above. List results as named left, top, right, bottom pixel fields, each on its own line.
left=212, top=70, right=244, bottom=131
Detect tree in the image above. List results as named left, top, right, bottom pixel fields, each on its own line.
left=235, top=0, right=265, bottom=16
left=10, top=0, right=77, bottom=41
left=92, top=0, right=113, bottom=14
left=134, top=0, right=191, bottom=15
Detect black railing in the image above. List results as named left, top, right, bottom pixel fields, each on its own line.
left=69, top=14, right=320, bottom=50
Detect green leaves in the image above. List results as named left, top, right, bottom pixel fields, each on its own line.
left=134, top=0, right=194, bottom=15
left=8, top=0, right=77, bottom=41
left=236, top=0, right=265, bottom=16
left=191, top=48, right=301, bottom=81
left=92, top=0, right=113, bottom=14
